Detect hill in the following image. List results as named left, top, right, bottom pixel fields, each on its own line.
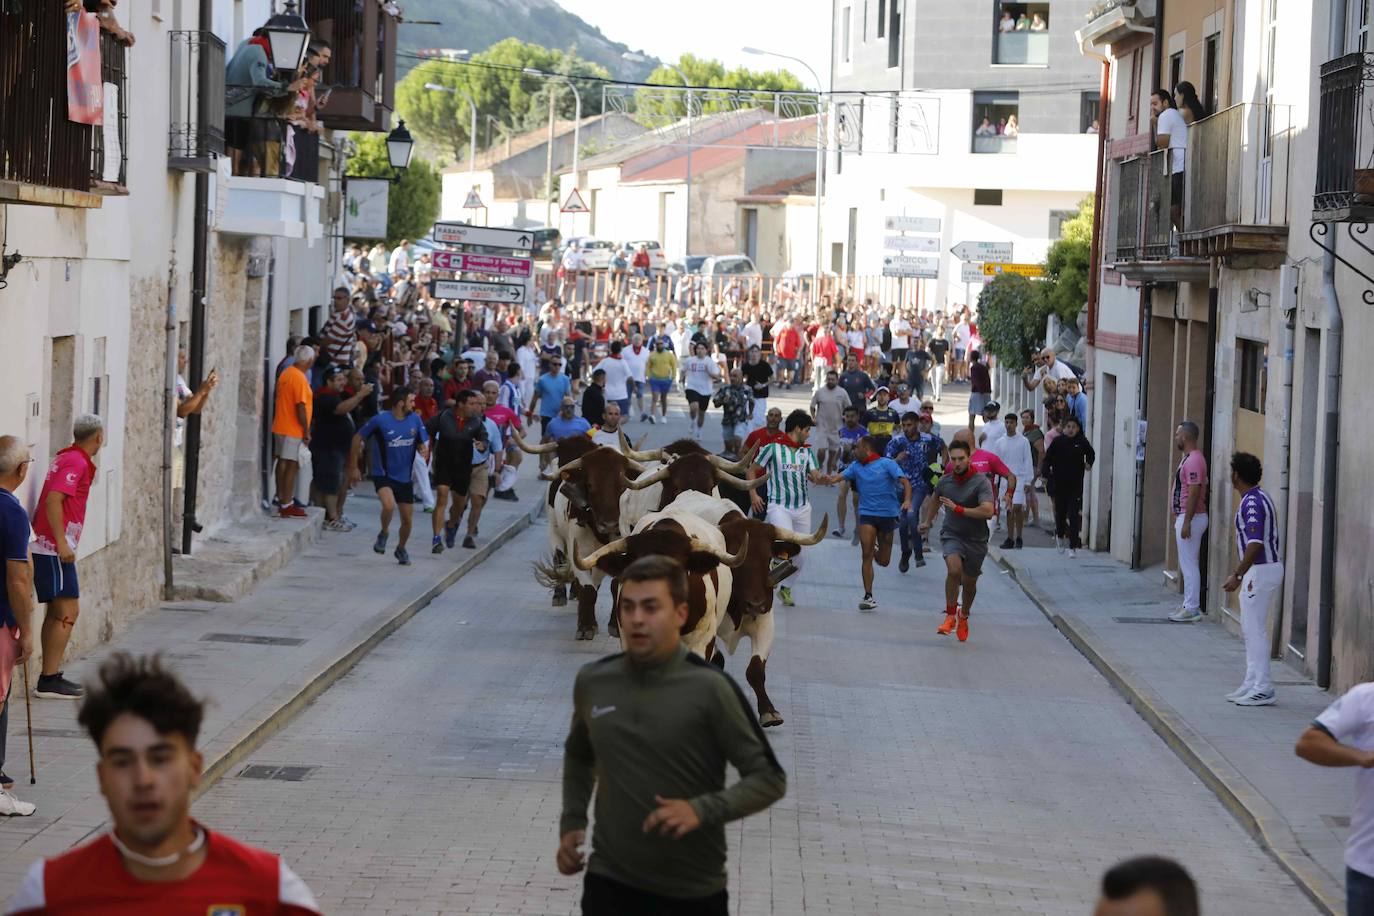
left=395, top=0, right=660, bottom=79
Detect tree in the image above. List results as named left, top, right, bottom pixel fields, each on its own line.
left=395, top=40, right=610, bottom=164
left=634, top=54, right=810, bottom=123
left=346, top=132, right=441, bottom=245
left=975, top=273, right=1051, bottom=367
left=1041, top=196, right=1094, bottom=322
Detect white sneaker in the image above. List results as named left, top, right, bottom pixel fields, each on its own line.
left=1235, top=689, right=1277, bottom=707
left=1168, top=608, right=1203, bottom=623
left=1226, top=685, right=1253, bottom=702
left=1055, top=537, right=1064, bottom=554
left=0, top=789, right=35, bottom=816
left=1068, top=548, right=1077, bottom=558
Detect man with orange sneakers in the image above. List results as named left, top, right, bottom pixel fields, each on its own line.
left=919, top=439, right=995, bottom=642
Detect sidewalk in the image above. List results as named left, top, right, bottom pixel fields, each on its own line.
left=0, top=467, right=546, bottom=886
left=989, top=538, right=1347, bottom=914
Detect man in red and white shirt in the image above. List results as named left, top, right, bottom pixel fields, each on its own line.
left=4, top=653, right=321, bottom=915
left=30, top=415, right=103, bottom=700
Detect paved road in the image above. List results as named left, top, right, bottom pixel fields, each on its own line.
left=194, top=392, right=1319, bottom=915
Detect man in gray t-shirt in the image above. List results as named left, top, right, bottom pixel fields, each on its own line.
left=920, top=440, right=996, bottom=642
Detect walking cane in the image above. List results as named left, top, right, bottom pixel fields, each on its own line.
left=21, top=660, right=34, bottom=784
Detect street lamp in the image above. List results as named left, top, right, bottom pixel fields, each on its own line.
left=424, top=82, right=478, bottom=186
left=743, top=46, right=825, bottom=290
left=386, top=119, right=414, bottom=173
left=264, top=0, right=311, bottom=74
left=625, top=52, right=693, bottom=259
left=524, top=68, right=582, bottom=211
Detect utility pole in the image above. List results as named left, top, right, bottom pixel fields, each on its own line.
left=544, top=87, right=557, bottom=227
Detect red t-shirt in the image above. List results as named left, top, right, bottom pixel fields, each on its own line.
left=413, top=395, right=439, bottom=422
left=743, top=427, right=791, bottom=478
left=774, top=328, right=801, bottom=360
left=945, top=448, right=1013, bottom=482
left=30, top=445, right=96, bottom=557
left=7, top=827, right=320, bottom=915
left=811, top=334, right=838, bottom=363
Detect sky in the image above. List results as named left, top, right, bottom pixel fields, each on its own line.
left=555, top=0, right=833, bottom=89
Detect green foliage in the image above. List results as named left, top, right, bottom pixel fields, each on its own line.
left=976, top=274, right=1051, bottom=367
left=635, top=54, right=811, bottom=122
left=395, top=40, right=610, bottom=163
left=1041, top=196, right=1094, bottom=322
left=346, top=133, right=441, bottom=245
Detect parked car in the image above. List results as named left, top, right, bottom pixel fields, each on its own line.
left=530, top=227, right=561, bottom=259
left=666, top=255, right=708, bottom=278
left=554, top=236, right=616, bottom=270
left=623, top=240, right=668, bottom=273
left=700, top=255, right=758, bottom=277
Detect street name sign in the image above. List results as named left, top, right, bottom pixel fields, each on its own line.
left=882, top=255, right=940, bottom=279
left=951, top=241, right=1013, bottom=263
left=430, top=251, right=533, bottom=278
left=884, top=215, right=941, bottom=234
left=961, top=262, right=987, bottom=283
left=884, top=235, right=940, bottom=253
left=429, top=279, right=526, bottom=302
left=983, top=262, right=1045, bottom=278
left=431, top=222, right=534, bottom=250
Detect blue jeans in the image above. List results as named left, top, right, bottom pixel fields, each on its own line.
left=897, top=505, right=923, bottom=558
left=1350, top=867, right=1374, bottom=916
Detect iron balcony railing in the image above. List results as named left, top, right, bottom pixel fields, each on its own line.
left=90, top=30, right=128, bottom=192
left=1142, top=149, right=1172, bottom=258
left=1112, top=149, right=1172, bottom=261
left=1314, top=52, right=1374, bottom=218
left=168, top=30, right=226, bottom=171
left=1183, top=102, right=1292, bottom=233
left=0, top=5, right=95, bottom=198
left=1113, top=155, right=1144, bottom=262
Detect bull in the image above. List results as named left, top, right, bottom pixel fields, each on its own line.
left=617, top=432, right=763, bottom=531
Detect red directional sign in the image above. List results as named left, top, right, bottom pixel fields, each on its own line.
left=430, top=251, right=533, bottom=278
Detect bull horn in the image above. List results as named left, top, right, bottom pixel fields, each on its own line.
left=556, top=455, right=586, bottom=476
left=512, top=426, right=557, bottom=455
left=624, top=457, right=647, bottom=475
left=539, top=469, right=560, bottom=482
left=619, top=428, right=663, bottom=462
left=573, top=536, right=631, bottom=571
left=772, top=513, right=828, bottom=546
left=690, top=532, right=750, bottom=568
left=716, top=468, right=769, bottom=490
left=621, top=465, right=671, bottom=491
left=706, top=442, right=758, bottom=473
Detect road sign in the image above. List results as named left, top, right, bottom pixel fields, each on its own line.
left=884, top=215, right=941, bottom=234
left=983, top=262, right=1045, bottom=278
left=961, top=262, right=987, bottom=283
left=884, top=235, right=940, bottom=253
left=951, top=240, right=1013, bottom=263
left=463, top=188, right=484, bottom=209
left=431, top=222, right=534, bottom=250
left=430, top=251, right=533, bottom=278
left=882, top=255, right=940, bottom=279
left=429, top=279, right=526, bottom=303
left=561, top=188, right=590, bottom=213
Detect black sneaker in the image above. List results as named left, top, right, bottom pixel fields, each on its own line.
left=898, top=552, right=910, bottom=573
left=373, top=531, right=388, bottom=555
left=1014, top=537, right=1024, bottom=549
left=999, top=537, right=1015, bottom=549
left=34, top=672, right=83, bottom=700
left=915, top=555, right=926, bottom=568
left=462, top=535, right=476, bottom=549
left=394, top=546, right=411, bottom=566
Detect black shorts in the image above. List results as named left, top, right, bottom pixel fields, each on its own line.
left=685, top=390, right=711, bottom=410
left=311, top=449, right=346, bottom=496
left=582, top=872, right=727, bottom=916
left=1171, top=170, right=1184, bottom=205
left=372, top=476, right=416, bottom=504
left=432, top=455, right=473, bottom=494
left=858, top=514, right=898, bottom=534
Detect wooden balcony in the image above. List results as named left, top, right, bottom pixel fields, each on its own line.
left=306, top=0, right=397, bottom=132
left=1109, top=150, right=1208, bottom=284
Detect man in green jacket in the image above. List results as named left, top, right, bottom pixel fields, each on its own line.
left=558, top=555, right=787, bottom=912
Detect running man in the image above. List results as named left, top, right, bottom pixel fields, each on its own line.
left=886, top=411, right=945, bottom=572
left=841, top=436, right=911, bottom=612
left=4, top=654, right=320, bottom=914
left=832, top=406, right=867, bottom=541
left=809, top=370, right=850, bottom=473
left=646, top=338, right=677, bottom=424
left=920, top=440, right=996, bottom=642
left=428, top=390, right=490, bottom=554
left=348, top=385, right=429, bottom=565
left=750, top=410, right=830, bottom=608
left=682, top=341, right=721, bottom=441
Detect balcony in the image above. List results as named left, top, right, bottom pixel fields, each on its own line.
left=1077, top=0, right=1155, bottom=49
left=995, top=31, right=1049, bottom=66
left=168, top=30, right=226, bottom=173
left=0, top=5, right=103, bottom=208
left=1313, top=52, right=1374, bottom=222
left=1179, top=103, right=1291, bottom=265
left=1110, top=150, right=1208, bottom=283
left=306, top=0, right=398, bottom=132
left=88, top=31, right=129, bottom=194
left=217, top=171, right=325, bottom=240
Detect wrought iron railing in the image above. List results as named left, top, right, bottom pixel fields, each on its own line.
left=0, top=5, right=95, bottom=197
left=90, top=30, right=128, bottom=192
left=1183, top=102, right=1292, bottom=233
left=1314, top=52, right=1374, bottom=217
left=1143, top=149, right=1172, bottom=258
left=168, top=30, right=226, bottom=171
left=1112, top=150, right=1173, bottom=261
left=1113, top=156, right=1144, bottom=261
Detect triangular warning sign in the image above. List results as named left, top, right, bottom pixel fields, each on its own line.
left=463, top=188, right=484, bottom=209
left=561, top=188, right=590, bottom=213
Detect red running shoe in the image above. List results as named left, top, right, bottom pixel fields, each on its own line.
left=937, top=614, right=956, bottom=636
left=956, top=616, right=970, bottom=642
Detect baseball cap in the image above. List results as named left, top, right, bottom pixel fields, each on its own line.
left=983, top=400, right=1001, bottom=413
left=874, top=386, right=890, bottom=395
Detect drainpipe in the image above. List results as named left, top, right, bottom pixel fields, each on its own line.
left=1272, top=266, right=1298, bottom=660
left=1131, top=287, right=1152, bottom=570
left=1317, top=0, right=1349, bottom=690
left=162, top=250, right=178, bottom=599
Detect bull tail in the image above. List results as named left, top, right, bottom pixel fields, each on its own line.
left=531, top=555, right=577, bottom=590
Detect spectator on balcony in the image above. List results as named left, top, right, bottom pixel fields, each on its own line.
left=1174, top=81, right=1207, bottom=124
left=1030, top=12, right=1048, bottom=31
left=225, top=28, right=304, bottom=177
left=68, top=0, right=136, bottom=46
left=975, top=116, right=996, bottom=137
left=1004, top=114, right=1020, bottom=138
left=1151, top=89, right=1188, bottom=231
left=999, top=9, right=1016, bottom=31
left=1015, top=11, right=1031, bottom=29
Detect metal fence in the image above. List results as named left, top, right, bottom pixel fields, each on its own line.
left=168, top=29, right=226, bottom=171
left=1113, top=156, right=1144, bottom=262
left=1314, top=52, right=1374, bottom=216
left=1184, top=102, right=1292, bottom=232
left=90, top=30, right=128, bottom=191
left=527, top=269, right=929, bottom=311
left=1143, top=149, right=1172, bottom=259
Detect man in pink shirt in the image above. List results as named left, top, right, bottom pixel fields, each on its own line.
left=1170, top=420, right=1209, bottom=622
left=31, top=414, right=104, bottom=699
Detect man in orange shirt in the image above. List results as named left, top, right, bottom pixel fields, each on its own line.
left=272, top=346, right=315, bottom=518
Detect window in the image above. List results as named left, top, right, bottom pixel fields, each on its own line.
left=1354, top=0, right=1371, bottom=51
left=887, top=0, right=901, bottom=68
left=974, top=189, right=1004, bottom=206
left=1169, top=52, right=1183, bottom=92
left=878, top=0, right=886, bottom=38
left=1238, top=339, right=1268, bottom=413
left=993, top=2, right=1050, bottom=65
left=842, top=7, right=852, bottom=62
left=972, top=91, right=1019, bottom=154
left=742, top=208, right=759, bottom=263
left=1203, top=33, right=1221, bottom=115
left=1126, top=50, right=1143, bottom=134
left=1049, top=209, right=1075, bottom=238
left=1080, top=91, right=1101, bottom=134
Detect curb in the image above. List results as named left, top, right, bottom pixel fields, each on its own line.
left=990, top=544, right=1343, bottom=916
left=192, top=497, right=545, bottom=800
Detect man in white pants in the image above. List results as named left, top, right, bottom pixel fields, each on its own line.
left=750, top=410, right=829, bottom=609
left=1221, top=452, right=1283, bottom=706
left=1169, top=420, right=1209, bottom=622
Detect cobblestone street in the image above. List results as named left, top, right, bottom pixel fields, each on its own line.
left=186, top=394, right=1320, bottom=916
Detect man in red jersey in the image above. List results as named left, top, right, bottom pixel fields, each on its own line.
left=4, top=653, right=320, bottom=915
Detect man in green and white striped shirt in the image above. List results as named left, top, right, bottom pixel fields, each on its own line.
left=750, top=410, right=832, bottom=606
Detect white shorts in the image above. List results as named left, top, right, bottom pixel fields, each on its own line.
left=766, top=503, right=812, bottom=571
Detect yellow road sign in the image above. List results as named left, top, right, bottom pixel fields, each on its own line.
left=983, top=262, right=1044, bottom=278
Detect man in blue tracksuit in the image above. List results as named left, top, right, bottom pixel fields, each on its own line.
left=886, top=411, right=947, bottom=573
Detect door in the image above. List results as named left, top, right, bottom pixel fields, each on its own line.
left=743, top=208, right=759, bottom=264
left=1095, top=374, right=1117, bottom=551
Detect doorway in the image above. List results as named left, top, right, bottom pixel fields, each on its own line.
left=1287, top=328, right=1321, bottom=658
left=1095, top=374, right=1117, bottom=551
left=742, top=207, right=759, bottom=264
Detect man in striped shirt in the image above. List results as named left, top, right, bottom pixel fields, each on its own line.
left=1222, top=452, right=1283, bottom=707
left=750, top=410, right=829, bottom=607
left=319, top=287, right=357, bottom=372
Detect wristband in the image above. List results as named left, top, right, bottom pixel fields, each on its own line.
left=954, top=505, right=965, bottom=515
